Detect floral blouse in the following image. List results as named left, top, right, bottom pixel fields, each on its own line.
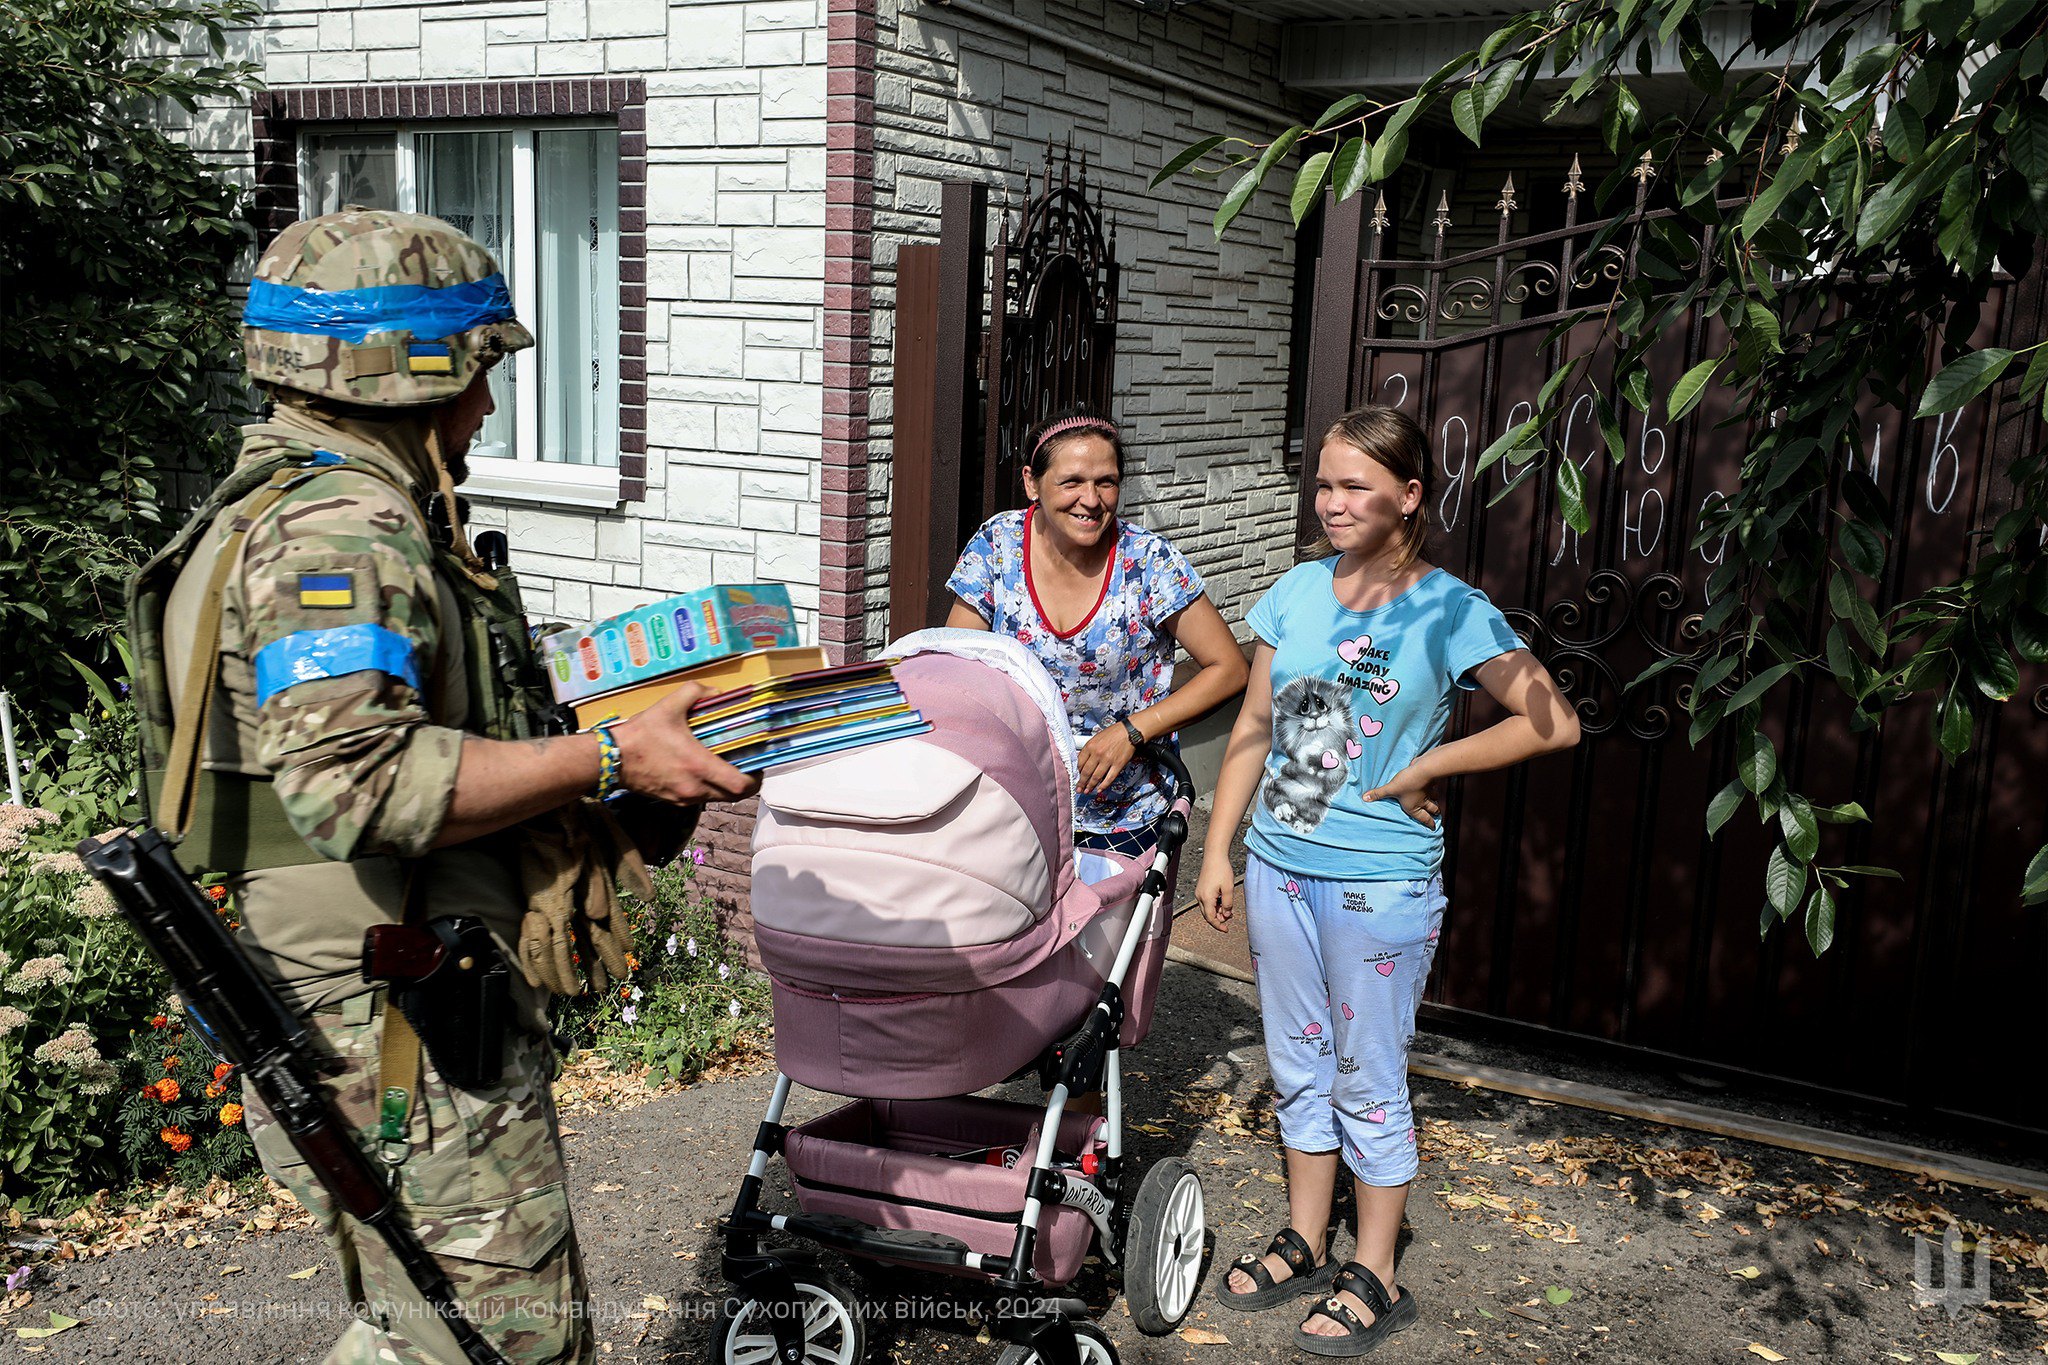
left=947, top=508, right=1205, bottom=834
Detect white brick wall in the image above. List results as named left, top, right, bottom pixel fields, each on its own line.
left=190, top=0, right=830, bottom=636
left=868, top=0, right=1311, bottom=647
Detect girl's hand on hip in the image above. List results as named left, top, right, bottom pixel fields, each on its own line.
left=1362, top=764, right=1440, bottom=829
left=1076, top=726, right=1135, bottom=795
left=1196, top=851, right=1237, bottom=932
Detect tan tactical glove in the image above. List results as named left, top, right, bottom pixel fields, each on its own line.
left=516, top=799, right=651, bottom=997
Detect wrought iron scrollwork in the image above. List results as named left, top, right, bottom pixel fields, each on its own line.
left=984, top=144, right=1120, bottom=516
left=1508, top=570, right=1707, bottom=741
left=1375, top=284, right=1428, bottom=325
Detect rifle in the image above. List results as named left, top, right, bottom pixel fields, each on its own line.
left=78, top=828, right=510, bottom=1365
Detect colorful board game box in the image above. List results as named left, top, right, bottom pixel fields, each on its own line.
left=538, top=584, right=800, bottom=706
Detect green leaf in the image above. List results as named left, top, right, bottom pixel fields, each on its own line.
left=1767, top=842, right=1807, bottom=917
left=1804, top=883, right=1836, bottom=956
left=1543, top=1285, right=1573, bottom=1306
left=1291, top=151, right=1333, bottom=225
left=1831, top=864, right=1900, bottom=878
left=1706, top=778, right=1747, bottom=837
left=1452, top=87, right=1486, bottom=146
left=2023, top=844, right=2048, bottom=906
left=1739, top=148, right=1815, bottom=239
left=1937, top=689, right=1974, bottom=759
left=1916, top=347, right=2013, bottom=417
left=1330, top=135, right=1370, bottom=201
left=1313, top=93, right=1370, bottom=131
left=2015, top=611, right=2048, bottom=664
left=1556, top=457, right=1590, bottom=535
left=1213, top=164, right=1263, bottom=238
left=1477, top=415, right=1543, bottom=474
left=1739, top=729, right=1778, bottom=794
left=1780, top=793, right=1820, bottom=863
left=2021, top=343, right=2048, bottom=401
left=1722, top=661, right=1797, bottom=714
left=2007, top=99, right=2048, bottom=184
left=1813, top=802, right=1869, bottom=825
left=1839, top=519, right=1886, bottom=579
left=1151, top=134, right=1225, bottom=189
left=1668, top=356, right=1720, bottom=420
left=1857, top=163, right=1935, bottom=251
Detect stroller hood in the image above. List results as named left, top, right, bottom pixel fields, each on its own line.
left=750, top=647, right=1097, bottom=997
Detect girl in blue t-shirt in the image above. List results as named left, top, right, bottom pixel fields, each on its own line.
left=1198, top=405, right=1580, bottom=1355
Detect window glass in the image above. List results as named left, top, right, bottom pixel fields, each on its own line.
left=536, top=129, right=621, bottom=467
left=418, top=132, right=518, bottom=462
left=304, top=135, right=397, bottom=215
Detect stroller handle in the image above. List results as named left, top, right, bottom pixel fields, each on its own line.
left=1134, top=739, right=1193, bottom=810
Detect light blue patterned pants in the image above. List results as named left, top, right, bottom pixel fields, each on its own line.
left=1245, top=853, right=1446, bottom=1187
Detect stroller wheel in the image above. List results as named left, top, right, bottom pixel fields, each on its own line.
left=995, top=1320, right=1118, bottom=1365
left=1121, top=1157, right=1207, bottom=1334
left=714, top=1274, right=866, bottom=1365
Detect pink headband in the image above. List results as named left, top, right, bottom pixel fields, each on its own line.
left=1031, top=415, right=1119, bottom=460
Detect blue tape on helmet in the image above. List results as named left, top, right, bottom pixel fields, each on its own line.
left=242, top=273, right=516, bottom=344
left=254, top=623, right=423, bottom=707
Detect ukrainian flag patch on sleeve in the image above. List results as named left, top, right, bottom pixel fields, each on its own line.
left=297, top=573, right=355, bottom=609
left=407, top=343, right=453, bottom=374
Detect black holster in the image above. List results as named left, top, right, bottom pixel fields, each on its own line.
left=361, top=917, right=511, bottom=1090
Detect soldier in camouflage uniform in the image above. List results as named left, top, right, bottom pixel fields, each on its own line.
left=142, top=208, right=755, bottom=1363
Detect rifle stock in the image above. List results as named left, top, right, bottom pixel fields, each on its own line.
left=79, top=829, right=509, bottom=1365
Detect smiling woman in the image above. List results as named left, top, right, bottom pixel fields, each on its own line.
left=943, top=404, right=1247, bottom=853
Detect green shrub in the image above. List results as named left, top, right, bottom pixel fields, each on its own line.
left=553, top=852, right=772, bottom=1087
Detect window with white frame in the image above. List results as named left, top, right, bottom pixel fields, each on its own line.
left=300, top=124, right=622, bottom=501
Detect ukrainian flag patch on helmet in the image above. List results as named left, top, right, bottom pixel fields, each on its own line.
left=297, top=573, right=355, bottom=609
left=407, top=343, right=453, bottom=374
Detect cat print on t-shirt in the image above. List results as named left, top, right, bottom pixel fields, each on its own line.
left=1246, top=563, right=1523, bottom=881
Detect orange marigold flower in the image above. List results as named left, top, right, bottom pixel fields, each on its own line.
left=218, top=1103, right=243, bottom=1127
left=164, top=1056, right=181, bottom=1071
left=213, top=1062, right=232, bottom=1082
left=625, top=953, right=641, bottom=972
left=160, top=1126, right=193, bottom=1153
left=620, top=985, right=632, bottom=1000
left=203, top=884, right=228, bottom=903
left=149, top=1014, right=168, bottom=1029
left=205, top=1083, right=224, bottom=1100
left=154, top=1078, right=181, bottom=1104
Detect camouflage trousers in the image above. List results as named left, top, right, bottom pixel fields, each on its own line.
left=244, top=992, right=594, bottom=1364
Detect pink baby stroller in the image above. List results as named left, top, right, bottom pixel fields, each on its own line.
left=715, top=634, right=1207, bottom=1365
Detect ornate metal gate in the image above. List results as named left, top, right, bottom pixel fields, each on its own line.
left=888, top=147, right=1121, bottom=635
left=1304, top=167, right=2048, bottom=1141
left=981, top=148, right=1121, bottom=518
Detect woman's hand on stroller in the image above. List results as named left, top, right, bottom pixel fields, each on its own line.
left=1076, top=725, right=1136, bottom=795
left=1196, top=849, right=1237, bottom=932
left=615, top=684, right=760, bottom=805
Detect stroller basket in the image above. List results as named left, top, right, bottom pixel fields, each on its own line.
left=785, top=1096, right=1105, bottom=1285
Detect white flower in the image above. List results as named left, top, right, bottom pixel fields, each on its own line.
left=620, top=1004, right=638, bottom=1027
left=71, top=881, right=119, bottom=920
left=0, top=1005, right=27, bottom=1037
left=664, top=934, right=679, bottom=957
left=685, top=937, right=699, bottom=958
left=629, top=986, right=643, bottom=1003
left=717, top=962, right=731, bottom=981
left=728, top=999, right=742, bottom=1019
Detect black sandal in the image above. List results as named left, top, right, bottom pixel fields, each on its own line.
left=1294, top=1261, right=1418, bottom=1357
left=1214, top=1227, right=1338, bottom=1311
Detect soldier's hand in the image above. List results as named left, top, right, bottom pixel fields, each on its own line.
left=614, top=683, right=759, bottom=805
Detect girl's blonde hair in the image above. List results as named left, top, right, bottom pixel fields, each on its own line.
left=1301, top=405, right=1432, bottom=565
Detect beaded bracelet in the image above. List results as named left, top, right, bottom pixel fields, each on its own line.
left=592, top=719, right=625, bottom=800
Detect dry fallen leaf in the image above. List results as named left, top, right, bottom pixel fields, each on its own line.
left=14, top=1313, right=82, bottom=1340
left=287, top=1266, right=320, bottom=1281
left=1931, top=1354, right=1980, bottom=1365
left=642, top=1295, right=668, bottom=1312
left=1745, top=1345, right=1785, bottom=1362
left=1731, top=1266, right=1762, bottom=1280
left=591, top=1182, right=624, bottom=1194
left=1178, top=1326, right=1230, bottom=1345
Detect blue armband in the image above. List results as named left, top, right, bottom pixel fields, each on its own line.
left=253, top=623, right=423, bottom=706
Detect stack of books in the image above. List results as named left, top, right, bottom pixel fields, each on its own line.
left=687, top=659, right=930, bottom=774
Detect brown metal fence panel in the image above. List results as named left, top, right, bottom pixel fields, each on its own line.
left=1306, top=172, right=2048, bottom=1138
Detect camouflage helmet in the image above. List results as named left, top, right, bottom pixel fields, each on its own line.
left=243, top=207, right=533, bottom=406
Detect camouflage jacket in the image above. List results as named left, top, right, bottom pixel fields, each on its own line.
left=163, top=407, right=528, bottom=1014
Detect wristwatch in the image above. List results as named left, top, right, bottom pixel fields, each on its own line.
left=1119, top=716, right=1144, bottom=747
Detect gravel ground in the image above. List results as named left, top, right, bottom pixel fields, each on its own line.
left=5, top=959, right=2045, bottom=1364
